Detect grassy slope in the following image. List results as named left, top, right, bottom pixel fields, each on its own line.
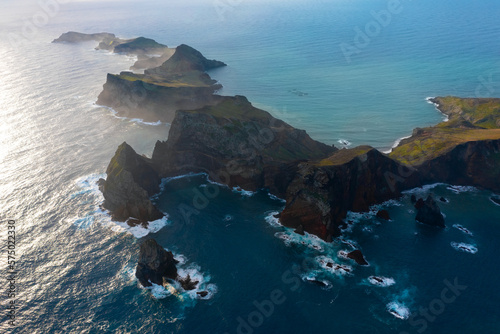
left=390, top=96, right=500, bottom=166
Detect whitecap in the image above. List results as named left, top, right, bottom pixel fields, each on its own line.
left=382, top=135, right=412, bottom=154
left=94, top=103, right=167, bottom=126
left=368, top=276, right=395, bottom=287
left=232, top=186, right=256, bottom=197
left=315, top=256, right=353, bottom=276
left=452, top=224, right=473, bottom=236
left=337, top=139, right=352, bottom=147
left=386, top=301, right=410, bottom=320
left=446, top=185, right=478, bottom=194
left=426, top=96, right=449, bottom=122
left=490, top=196, right=500, bottom=207
left=451, top=242, right=478, bottom=254
left=268, top=192, right=286, bottom=203
left=265, top=211, right=282, bottom=227
left=403, top=183, right=444, bottom=195
left=274, top=230, right=326, bottom=252
left=148, top=282, right=173, bottom=299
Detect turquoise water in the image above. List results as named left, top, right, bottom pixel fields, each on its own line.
left=0, top=0, right=500, bottom=333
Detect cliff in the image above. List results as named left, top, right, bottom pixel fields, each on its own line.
left=96, top=43, right=226, bottom=123
left=99, top=142, right=163, bottom=223
left=151, top=95, right=335, bottom=195
left=52, top=31, right=116, bottom=43
left=390, top=96, right=500, bottom=192
left=96, top=72, right=223, bottom=123
left=53, top=31, right=174, bottom=71
left=279, top=146, right=420, bottom=240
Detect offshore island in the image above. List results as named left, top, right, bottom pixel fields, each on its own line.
left=54, top=32, right=500, bottom=291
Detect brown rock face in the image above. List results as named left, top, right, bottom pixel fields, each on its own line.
left=279, top=147, right=421, bottom=240
left=135, top=239, right=178, bottom=287
left=96, top=73, right=223, bottom=124
left=418, top=139, right=500, bottom=192
left=100, top=142, right=163, bottom=223
left=151, top=95, right=335, bottom=196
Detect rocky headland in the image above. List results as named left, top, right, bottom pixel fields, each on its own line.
left=56, top=32, right=500, bottom=244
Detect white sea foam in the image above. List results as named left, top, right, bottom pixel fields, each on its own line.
left=426, top=96, right=449, bottom=122
left=386, top=301, right=410, bottom=320
left=452, top=224, right=473, bottom=236
left=382, top=135, right=412, bottom=154
left=94, top=103, right=168, bottom=126
left=490, top=196, right=500, bottom=207
left=403, top=183, right=444, bottom=195
left=232, top=186, right=256, bottom=197
left=274, top=230, right=326, bottom=252
left=315, top=255, right=353, bottom=276
left=265, top=211, right=282, bottom=227
left=113, top=215, right=171, bottom=239
left=368, top=276, right=395, bottom=287
left=446, top=185, right=478, bottom=194
left=451, top=242, right=478, bottom=254
left=268, top=192, right=286, bottom=203
left=301, top=273, right=332, bottom=290
left=337, top=139, right=352, bottom=148
left=73, top=173, right=170, bottom=238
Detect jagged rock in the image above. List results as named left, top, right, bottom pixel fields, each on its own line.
left=135, top=239, right=178, bottom=287
left=100, top=142, right=163, bottom=223
left=347, top=250, right=369, bottom=266
left=376, top=210, right=391, bottom=221
left=177, top=274, right=199, bottom=291
left=151, top=95, right=335, bottom=196
left=279, top=146, right=420, bottom=240
left=415, top=196, right=445, bottom=227
left=294, top=224, right=305, bottom=235
left=197, top=291, right=209, bottom=298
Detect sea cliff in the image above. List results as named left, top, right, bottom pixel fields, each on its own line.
left=55, top=32, right=500, bottom=241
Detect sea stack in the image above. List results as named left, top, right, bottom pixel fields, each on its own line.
left=414, top=195, right=445, bottom=227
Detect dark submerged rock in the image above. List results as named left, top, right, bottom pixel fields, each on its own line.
left=376, top=209, right=391, bottom=221
left=197, top=291, right=209, bottom=298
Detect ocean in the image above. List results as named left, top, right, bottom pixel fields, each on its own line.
left=0, top=0, right=499, bottom=333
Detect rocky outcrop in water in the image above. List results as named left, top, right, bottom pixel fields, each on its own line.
left=99, top=142, right=163, bottom=223
left=414, top=195, right=445, bottom=227
left=135, top=239, right=178, bottom=287
left=279, top=146, right=420, bottom=240
left=347, top=250, right=369, bottom=266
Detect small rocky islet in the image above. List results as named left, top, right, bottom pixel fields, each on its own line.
left=54, top=32, right=500, bottom=290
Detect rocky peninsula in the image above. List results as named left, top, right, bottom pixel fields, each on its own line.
left=57, top=32, right=500, bottom=245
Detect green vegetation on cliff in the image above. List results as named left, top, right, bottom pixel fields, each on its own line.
left=390, top=97, right=500, bottom=166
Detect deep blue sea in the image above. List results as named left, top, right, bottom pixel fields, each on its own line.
left=0, top=0, right=500, bottom=333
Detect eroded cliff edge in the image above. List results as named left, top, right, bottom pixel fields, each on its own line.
left=56, top=32, right=500, bottom=241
